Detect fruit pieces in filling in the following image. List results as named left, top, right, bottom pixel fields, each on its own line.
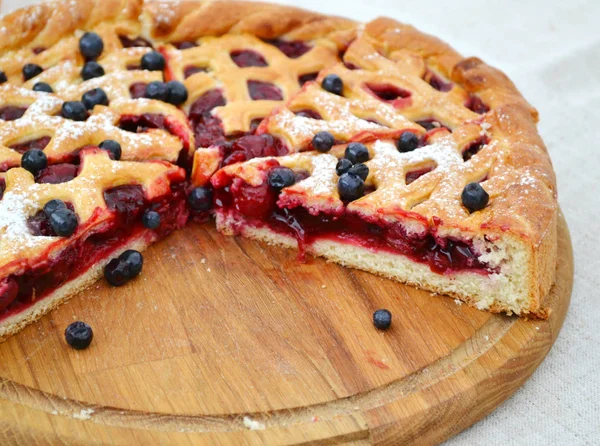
left=211, top=160, right=492, bottom=275
left=0, top=150, right=189, bottom=319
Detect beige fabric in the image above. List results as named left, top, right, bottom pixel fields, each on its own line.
left=2, top=0, right=599, bottom=444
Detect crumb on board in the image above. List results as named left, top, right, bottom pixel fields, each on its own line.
left=454, top=299, right=462, bottom=306
left=72, top=408, right=94, bottom=420
left=243, top=416, right=265, bottom=430
left=201, top=258, right=206, bottom=264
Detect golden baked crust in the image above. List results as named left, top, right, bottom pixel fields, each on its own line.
left=0, top=0, right=558, bottom=341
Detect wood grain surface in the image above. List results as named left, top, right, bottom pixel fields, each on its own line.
left=0, top=211, right=572, bottom=445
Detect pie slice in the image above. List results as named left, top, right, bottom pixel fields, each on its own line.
left=209, top=23, right=557, bottom=318
left=0, top=0, right=557, bottom=341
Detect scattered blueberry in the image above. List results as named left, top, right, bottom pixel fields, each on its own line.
left=338, top=172, right=364, bottom=202
left=120, top=249, right=144, bottom=277
left=43, top=199, right=66, bottom=217
left=65, top=321, right=93, bottom=350
left=0, top=71, right=7, bottom=84
left=373, top=309, right=392, bottom=330
left=344, top=142, right=369, bottom=164
left=80, top=61, right=105, bottom=80
left=61, top=101, right=88, bottom=121
left=141, top=51, right=166, bottom=71
left=397, top=131, right=420, bottom=153
left=98, top=139, right=122, bottom=160
left=49, top=208, right=78, bottom=237
left=79, top=32, right=104, bottom=60
left=311, top=131, right=335, bottom=153
left=22, top=63, right=43, bottom=81
left=21, top=149, right=47, bottom=175
left=33, top=82, right=53, bottom=93
left=268, top=167, right=296, bottom=189
left=321, top=74, right=343, bottom=95
left=142, top=210, right=161, bottom=229
left=166, top=80, right=188, bottom=105
left=348, top=163, right=369, bottom=181
left=188, top=187, right=213, bottom=211
left=104, top=249, right=143, bottom=286
left=461, top=182, right=489, bottom=212
left=144, top=81, right=169, bottom=101
left=335, top=158, right=352, bottom=176
left=82, top=87, right=109, bottom=109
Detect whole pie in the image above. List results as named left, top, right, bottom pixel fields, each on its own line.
left=0, top=0, right=557, bottom=340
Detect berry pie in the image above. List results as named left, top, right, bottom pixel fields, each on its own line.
left=0, top=0, right=557, bottom=340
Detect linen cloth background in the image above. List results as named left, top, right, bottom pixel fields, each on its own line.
left=1, top=0, right=599, bottom=444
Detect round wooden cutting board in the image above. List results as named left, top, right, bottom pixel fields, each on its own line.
left=0, top=211, right=572, bottom=445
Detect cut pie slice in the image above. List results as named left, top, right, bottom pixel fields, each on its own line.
left=209, top=21, right=557, bottom=318
left=0, top=0, right=558, bottom=342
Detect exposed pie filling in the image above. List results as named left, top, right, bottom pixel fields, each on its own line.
left=0, top=183, right=189, bottom=317
left=212, top=167, right=493, bottom=275
left=119, top=113, right=192, bottom=151
left=0, top=106, right=27, bottom=121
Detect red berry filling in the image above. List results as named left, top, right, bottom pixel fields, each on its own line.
left=0, top=106, right=27, bottom=121
left=247, top=80, right=283, bottom=101
left=118, top=35, right=153, bottom=48
left=129, top=82, right=147, bottom=99
left=119, top=113, right=191, bottom=150
left=294, top=109, right=323, bottom=120
left=405, top=166, right=435, bottom=184
left=188, top=89, right=227, bottom=147
left=32, top=47, right=46, bottom=54
left=364, top=83, right=412, bottom=108
left=298, top=72, right=319, bottom=86
left=230, top=50, right=268, bottom=67
left=0, top=183, right=188, bottom=316
left=424, top=70, right=453, bottom=92
left=36, top=163, right=79, bottom=184
left=213, top=175, right=492, bottom=274
left=218, top=134, right=287, bottom=167
left=462, top=136, right=489, bottom=161
left=266, top=39, right=312, bottom=59
left=184, top=66, right=207, bottom=78
left=466, top=94, right=490, bottom=114
left=173, top=41, right=199, bottom=50
left=10, top=136, right=51, bottom=154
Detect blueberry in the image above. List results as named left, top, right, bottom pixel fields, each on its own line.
left=348, top=163, right=369, bottom=181
left=49, top=208, right=78, bottom=237
left=21, top=149, right=47, bottom=175
left=22, top=63, right=43, bottom=81
left=267, top=167, right=296, bottom=189
left=79, top=32, right=104, bottom=60
left=0, top=71, right=7, bottom=84
left=43, top=199, right=66, bottom=217
left=397, top=131, right=420, bottom=152
left=104, top=250, right=143, bottom=286
left=338, top=172, right=364, bottom=202
left=98, top=139, right=122, bottom=160
left=311, top=131, right=335, bottom=153
left=65, top=321, right=93, bottom=350
left=81, top=61, right=105, bottom=80
left=321, top=74, right=343, bottom=95
left=104, top=258, right=130, bottom=287
left=344, top=142, right=369, bottom=164
left=335, top=158, right=352, bottom=176
left=144, top=81, right=169, bottom=101
left=166, top=80, right=188, bottom=105
left=61, top=101, right=88, bottom=121
left=373, top=309, right=392, bottom=330
left=33, top=82, right=53, bottom=93
left=141, top=51, right=166, bottom=71
left=120, top=249, right=143, bottom=278
left=188, top=187, right=213, bottom=211
left=461, top=182, right=489, bottom=212
left=82, top=87, right=109, bottom=110
left=142, top=210, right=161, bottom=229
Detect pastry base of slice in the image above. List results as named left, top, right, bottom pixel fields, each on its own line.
left=216, top=211, right=552, bottom=319
left=0, top=233, right=156, bottom=342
